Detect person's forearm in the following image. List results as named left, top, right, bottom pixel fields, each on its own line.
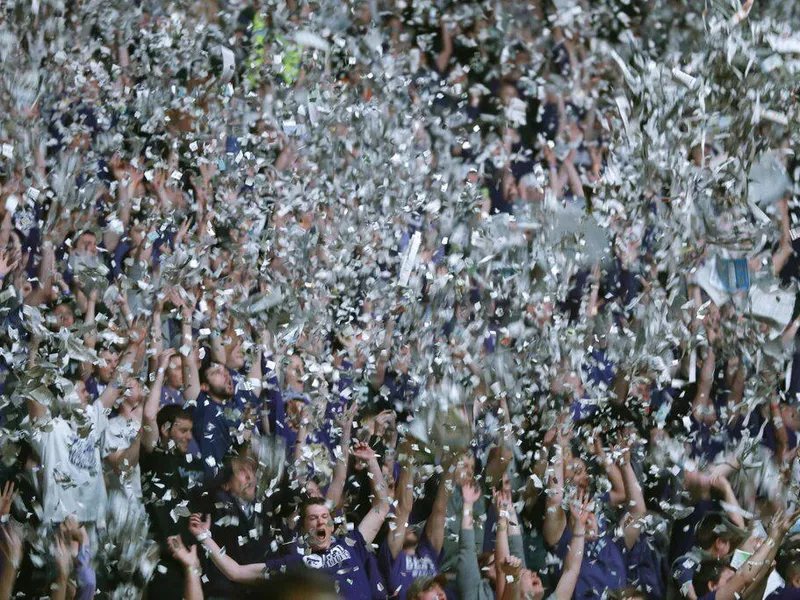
left=367, top=457, right=389, bottom=506
left=495, top=516, right=511, bottom=599
left=723, top=535, right=781, bottom=600
left=183, top=565, right=203, bottom=600
left=0, top=561, right=18, bottom=600
left=74, top=546, right=97, bottom=600
left=387, top=462, right=414, bottom=557
left=555, top=524, right=585, bottom=600
left=425, top=471, right=450, bottom=552
left=208, top=316, right=226, bottom=364
left=198, top=535, right=259, bottom=584
left=462, top=501, right=475, bottom=531
left=49, top=572, right=70, bottom=600
left=621, top=462, right=646, bottom=517
left=502, top=580, right=521, bottom=600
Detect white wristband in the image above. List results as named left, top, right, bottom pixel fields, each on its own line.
left=195, top=531, right=211, bottom=542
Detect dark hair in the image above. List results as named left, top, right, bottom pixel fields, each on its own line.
left=695, top=513, right=735, bottom=551
left=298, top=497, right=328, bottom=522
left=776, top=541, right=800, bottom=582
left=156, top=404, right=193, bottom=433
left=693, top=558, right=730, bottom=596
left=608, top=587, right=648, bottom=600
left=198, top=349, right=215, bottom=385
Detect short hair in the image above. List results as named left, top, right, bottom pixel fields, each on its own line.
left=157, top=404, right=193, bottom=433
left=198, top=350, right=216, bottom=385
left=696, top=513, right=736, bottom=551
left=693, top=558, right=730, bottom=596
left=608, top=587, right=648, bottom=600
left=776, top=541, right=800, bottom=581
left=298, top=497, right=328, bottom=522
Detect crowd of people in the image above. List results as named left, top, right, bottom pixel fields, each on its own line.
left=1, top=0, right=800, bottom=599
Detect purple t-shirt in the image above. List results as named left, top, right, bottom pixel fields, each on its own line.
left=767, top=587, right=800, bottom=600
left=554, top=527, right=628, bottom=599
left=379, top=532, right=441, bottom=599
left=288, top=530, right=376, bottom=599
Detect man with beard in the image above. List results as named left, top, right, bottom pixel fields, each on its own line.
left=188, top=441, right=391, bottom=598
left=193, top=355, right=240, bottom=476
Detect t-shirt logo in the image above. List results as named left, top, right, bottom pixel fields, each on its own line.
left=68, top=433, right=98, bottom=472
left=404, top=554, right=437, bottom=579
left=303, top=544, right=352, bottom=569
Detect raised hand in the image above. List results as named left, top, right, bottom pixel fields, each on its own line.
left=158, top=348, right=177, bottom=372
left=188, top=513, right=211, bottom=538
left=167, top=535, right=200, bottom=569
left=462, top=480, right=482, bottom=507
left=0, top=481, right=16, bottom=517
left=53, top=532, right=72, bottom=578
left=501, top=555, right=522, bottom=578
left=0, top=249, right=19, bottom=279
left=569, top=492, right=591, bottom=531
left=351, top=440, right=377, bottom=464
left=494, top=487, right=512, bottom=517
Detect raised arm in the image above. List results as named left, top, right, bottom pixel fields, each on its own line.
left=424, top=457, right=453, bottom=555
left=26, top=337, right=47, bottom=422
left=78, top=289, right=99, bottom=382
left=168, top=536, right=204, bottom=600
left=326, top=401, right=357, bottom=510
left=457, top=481, right=483, bottom=600
left=354, top=442, right=390, bottom=545
left=180, top=300, right=201, bottom=403
left=692, top=346, right=716, bottom=426
left=142, top=350, right=175, bottom=452
left=592, top=437, right=626, bottom=508
left=554, top=494, right=589, bottom=600
left=188, top=514, right=270, bottom=585
left=543, top=435, right=568, bottom=547
left=713, top=510, right=798, bottom=600
left=620, top=446, right=647, bottom=550
left=494, top=487, right=515, bottom=600
left=709, top=473, right=745, bottom=530
left=387, top=451, right=414, bottom=559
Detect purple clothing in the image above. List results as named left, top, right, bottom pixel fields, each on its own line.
left=75, top=546, right=97, bottom=600
left=160, top=386, right=184, bottom=407
left=767, top=586, right=800, bottom=600
left=379, top=532, right=441, bottom=599
left=266, top=530, right=378, bottom=599
left=553, top=527, right=628, bottom=599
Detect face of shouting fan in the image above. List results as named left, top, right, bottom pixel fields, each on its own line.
left=302, top=503, right=334, bottom=551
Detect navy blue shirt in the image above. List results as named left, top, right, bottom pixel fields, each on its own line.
left=192, top=393, right=241, bottom=475
left=554, top=527, right=628, bottom=599
left=767, top=586, right=800, bottom=600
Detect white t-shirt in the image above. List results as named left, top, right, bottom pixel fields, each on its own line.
left=104, top=415, right=142, bottom=500
left=29, top=401, right=109, bottom=526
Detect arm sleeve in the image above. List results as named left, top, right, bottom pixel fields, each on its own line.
left=509, top=533, right=527, bottom=568
left=74, top=546, right=97, bottom=600
left=457, top=527, right=481, bottom=600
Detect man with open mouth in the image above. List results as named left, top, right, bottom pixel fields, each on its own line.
left=188, top=441, right=391, bottom=598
